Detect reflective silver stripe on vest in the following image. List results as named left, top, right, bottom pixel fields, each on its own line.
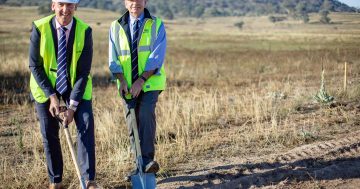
left=120, top=50, right=130, bottom=56
left=150, top=19, right=157, bottom=51
left=138, top=46, right=151, bottom=52
left=112, top=21, right=122, bottom=57
left=121, top=47, right=150, bottom=54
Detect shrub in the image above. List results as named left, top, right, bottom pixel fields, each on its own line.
left=234, top=21, right=244, bottom=29
left=268, top=16, right=287, bottom=23
left=319, top=10, right=331, bottom=24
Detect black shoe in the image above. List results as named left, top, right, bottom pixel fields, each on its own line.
left=124, top=169, right=138, bottom=182
left=144, top=161, right=160, bottom=173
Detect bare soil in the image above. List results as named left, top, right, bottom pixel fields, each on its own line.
left=155, top=102, right=360, bottom=189
left=157, top=130, right=360, bottom=189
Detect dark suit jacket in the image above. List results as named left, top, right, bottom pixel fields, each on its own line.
left=29, top=16, right=93, bottom=103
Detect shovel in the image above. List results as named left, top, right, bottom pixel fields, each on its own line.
left=124, top=97, right=156, bottom=189
left=56, top=106, right=87, bottom=189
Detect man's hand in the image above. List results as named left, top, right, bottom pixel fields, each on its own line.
left=130, top=78, right=144, bottom=98
left=115, top=73, right=129, bottom=96
left=63, top=109, right=75, bottom=126
left=49, top=95, right=60, bottom=117
left=119, top=80, right=129, bottom=96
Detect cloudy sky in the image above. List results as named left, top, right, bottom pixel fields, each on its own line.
left=338, top=0, right=360, bottom=8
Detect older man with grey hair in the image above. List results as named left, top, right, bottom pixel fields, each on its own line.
left=29, top=0, right=98, bottom=188
left=109, top=0, right=167, bottom=181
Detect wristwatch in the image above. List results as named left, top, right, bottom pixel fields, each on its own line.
left=68, top=104, right=77, bottom=112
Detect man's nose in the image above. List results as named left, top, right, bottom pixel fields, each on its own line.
left=62, top=4, right=72, bottom=12
left=63, top=5, right=69, bottom=12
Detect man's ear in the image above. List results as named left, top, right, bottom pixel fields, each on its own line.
left=75, top=4, right=78, bottom=11
left=51, top=2, right=56, bottom=11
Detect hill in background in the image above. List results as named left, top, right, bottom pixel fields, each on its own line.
left=1, top=0, right=358, bottom=19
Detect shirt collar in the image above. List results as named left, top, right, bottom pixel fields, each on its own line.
left=55, top=18, right=73, bottom=31
left=129, top=12, right=144, bottom=26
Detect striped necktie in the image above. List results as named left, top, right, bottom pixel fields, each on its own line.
left=131, top=20, right=140, bottom=83
left=56, top=26, right=68, bottom=95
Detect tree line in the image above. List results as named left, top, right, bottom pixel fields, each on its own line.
left=2, top=0, right=358, bottom=20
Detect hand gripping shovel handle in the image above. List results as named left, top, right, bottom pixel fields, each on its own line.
left=56, top=107, right=87, bottom=189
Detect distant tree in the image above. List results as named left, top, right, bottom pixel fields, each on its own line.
left=319, top=10, right=331, bottom=24
left=319, top=0, right=332, bottom=24
left=158, top=1, right=174, bottom=20
left=5, top=0, right=21, bottom=6
left=301, top=13, right=310, bottom=23
left=147, top=4, right=157, bottom=15
left=193, top=5, right=205, bottom=18
left=281, top=0, right=296, bottom=18
left=95, top=0, right=112, bottom=10
left=295, top=2, right=309, bottom=23
left=83, top=0, right=97, bottom=8
left=95, top=0, right=114, bottom=10
left=96, top=0, right=106, bottom=9
left=266, top=2, right=280, bottom=14
left=162, top=8, right=174, bottom=20
left=28, top=0, right=358, bottom=18
left=38, top=2, right=51, bottom=15
left=178, top=0, right=192, bottom=16
left=204, top=7, right=223, bottom=17
left=321, top=0, right=333, bottom=11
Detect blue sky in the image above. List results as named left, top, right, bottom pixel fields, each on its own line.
left=338, top=0, right=360, bottom=8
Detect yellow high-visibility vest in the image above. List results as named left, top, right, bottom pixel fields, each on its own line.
left=110, top=17, right=166, bottom=98
left=30, top=15, right=92, bottom=103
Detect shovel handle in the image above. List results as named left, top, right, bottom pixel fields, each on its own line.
left=56, top=108, right=87, bottom=189
left=128, top=109, right=148, bottom=189
left=129, top=109, right=142, bottom=161
left=63, top=127, right=87, bottom=189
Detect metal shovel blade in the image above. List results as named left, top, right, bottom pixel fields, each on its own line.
left=131, top=173, right=156, bottom=189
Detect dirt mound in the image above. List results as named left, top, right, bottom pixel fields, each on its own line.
left=158, top=131, right=360, bottom=188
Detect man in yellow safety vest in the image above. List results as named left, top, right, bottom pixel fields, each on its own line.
left=109, top=0, right=167, bottom=179
left=29, top=0, right=98, bottom=188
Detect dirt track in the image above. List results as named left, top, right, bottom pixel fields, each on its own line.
left=157, top=131, right=360, bottom=189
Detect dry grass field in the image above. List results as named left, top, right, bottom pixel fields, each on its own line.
left=1, top=6, right=360, bottom=189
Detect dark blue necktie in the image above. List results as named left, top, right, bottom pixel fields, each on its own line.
left=131, top=20, right=140, bottom=83
left=56, top=26, right=68, bottom=95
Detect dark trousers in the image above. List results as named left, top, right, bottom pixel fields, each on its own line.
left=35, top=98, right=95, bottom=183
left=123, top=91, right=159, bottom=166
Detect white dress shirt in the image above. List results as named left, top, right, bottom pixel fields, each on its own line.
left=55, top=18, right=73, bottom=46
